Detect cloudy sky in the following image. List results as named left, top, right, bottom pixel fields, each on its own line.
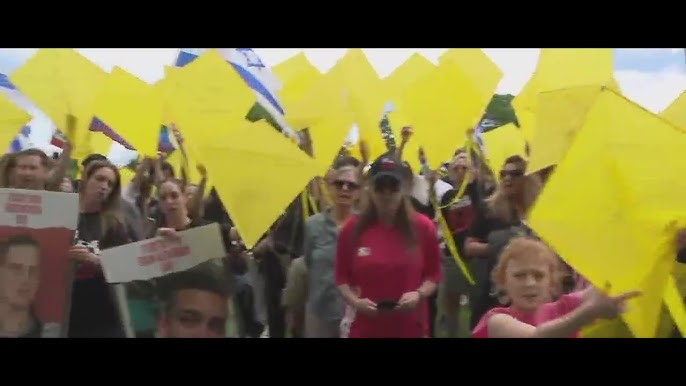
left=1, top=48, right=684, bottom=162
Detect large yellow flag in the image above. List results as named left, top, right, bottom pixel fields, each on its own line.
left=527, top=85, right=604, bottom=173
left=288, top=49, right=388, bottom=161
left=336, top=49, right=388, bottom=160
left=272, top=52, right=322, bottom=122
left=156, top=65, right=181, bottom=127
left=402, top=60, right=484, bottom=169
left=512, top=49, right=618, bottom=142
left=482, top=123, right=527, bottom=181
left=528, top=88, right=686, bottom=337
left=201, top=120, right=320, bottom=248
left=384, top=53, right=436, bottom=170
left=10, top=49, right=108, bottom=158
left=168, top=49, right=255, bottom=149
left=438, top=48, right=503, bottom=109
left=660, top=90, right=686, bottom=129
left=92, top=66, right=163, bottom=157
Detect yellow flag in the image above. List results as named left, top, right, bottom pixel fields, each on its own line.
left=119, top=167, right=135, bottom=186
left=157, top=65, right=181, bottom=127
left=93, top=66, right=163, bottom=157
left=512, top=49, right=619, bottom=142
left=309, top=112, right=356, bottom=172
left=385, top=53, right=436, bottom=103
left=438, top=48, right=503, bottom=107
left=87, top=131, right=114, bottom=156
left=168, top=49, right=255, bottom=147
left=201, top=120, right=320, bottom=248
left=482, top=123, right=527, bottom=181
left=528, top=89, right=686, bottom=337
left=272, top=52, right=322, bottom=126
left=336, top=49, right=388, bottom=160
left=10, top=49, right=107, bottom=158
left=288, top=49, right=388, bottom=160
left=660, top=90, right=686, bottom=130
left=0, top=92, right=32, bottom=150
left=384, top=53, right=436, bottom=169
left=534, top=49, right=617, bottom=92
left=663, top=276, right=686, bottom=336
left=527, top=85, right=604, bottom=173
left=402, top=60, right=484, bottom=169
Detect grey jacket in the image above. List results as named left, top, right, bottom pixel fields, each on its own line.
left=303, top=210, right=344, bottom=322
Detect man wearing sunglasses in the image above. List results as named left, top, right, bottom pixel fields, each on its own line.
left=465, top=155, right=537, bottom=328
left=433, top=149, right=484, bottom=338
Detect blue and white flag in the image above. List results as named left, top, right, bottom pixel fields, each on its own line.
left=174, top=48, right=295, bottom=137
left=0, top=72, right=35, bottom=153
left=9, top=125, right=32, bottom=153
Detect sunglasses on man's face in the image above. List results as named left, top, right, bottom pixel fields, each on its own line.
left=332, top=180, right=360, bottom=191
left=500, top=169, right=525, bottom=179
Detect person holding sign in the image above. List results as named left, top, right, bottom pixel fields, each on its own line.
left=472, top=237, right=641, bottom=338
left=154, top=179, right=232, bottom=290
left=68, top=160, right=131, bottom=338
left=0, top=234, right=45, bottom=337
left=335, top=154, right=442, bottom=338
left=432, top=149, right=484, bottom=338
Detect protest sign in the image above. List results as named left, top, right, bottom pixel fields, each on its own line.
left=0, top=189, right=78, bottom=338
left=100, top=223, right=236, bottom=338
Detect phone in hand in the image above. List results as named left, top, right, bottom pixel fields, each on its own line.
left=376, top=299, right=398, bottom=311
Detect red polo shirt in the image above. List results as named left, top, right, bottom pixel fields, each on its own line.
left=335, top=212, right=442, bottom=338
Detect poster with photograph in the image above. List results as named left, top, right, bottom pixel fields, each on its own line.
left=100, top=223, right=238, bottom=338
left=0, top=188, right=79, bottom=338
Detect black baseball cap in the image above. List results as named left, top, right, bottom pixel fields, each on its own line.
left=367, top=153, right=407, bottom=183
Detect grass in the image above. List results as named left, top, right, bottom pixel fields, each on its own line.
left=434, top=296, right=473, bottom=338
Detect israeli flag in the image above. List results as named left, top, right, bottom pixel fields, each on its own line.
left=175, top=48, right=295, bottom=137
left=0, top=72, right=36, bottom=153
left=9, top=125, right=32, bottom=153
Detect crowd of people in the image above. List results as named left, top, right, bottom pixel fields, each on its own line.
left=0, top=119, right=680, bottom=339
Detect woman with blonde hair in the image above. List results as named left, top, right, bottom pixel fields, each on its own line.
left=335, top=153, right=441, bottom=338
left=302, top=156, right=362, bottom=338
left=472, top=237, right=640, bottom=338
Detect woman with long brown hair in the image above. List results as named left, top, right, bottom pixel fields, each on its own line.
left=68, top=160, right=131, bottom=337
left=335, top=153, right=441, bottom=338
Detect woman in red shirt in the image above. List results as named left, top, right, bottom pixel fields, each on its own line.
left=472, top=237, right=641, bottom=338
left=335, top=154, right=442, bottom=338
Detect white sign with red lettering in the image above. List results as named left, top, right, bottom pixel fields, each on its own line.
left=100, top=224, right=225, bottom=283
left=0, top=188, right=79, bottom=229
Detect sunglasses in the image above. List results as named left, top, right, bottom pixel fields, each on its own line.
left=500, top=169, right=525, bottom=179
left=332, top=180, right=360, bottom=191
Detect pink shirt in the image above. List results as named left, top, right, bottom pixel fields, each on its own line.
left=335, top=212, right=442, bottom=338
left=472, top=292, right=584, bottom=338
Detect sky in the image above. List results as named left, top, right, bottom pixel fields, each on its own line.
left=1, top=48, right=685, bottom=163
